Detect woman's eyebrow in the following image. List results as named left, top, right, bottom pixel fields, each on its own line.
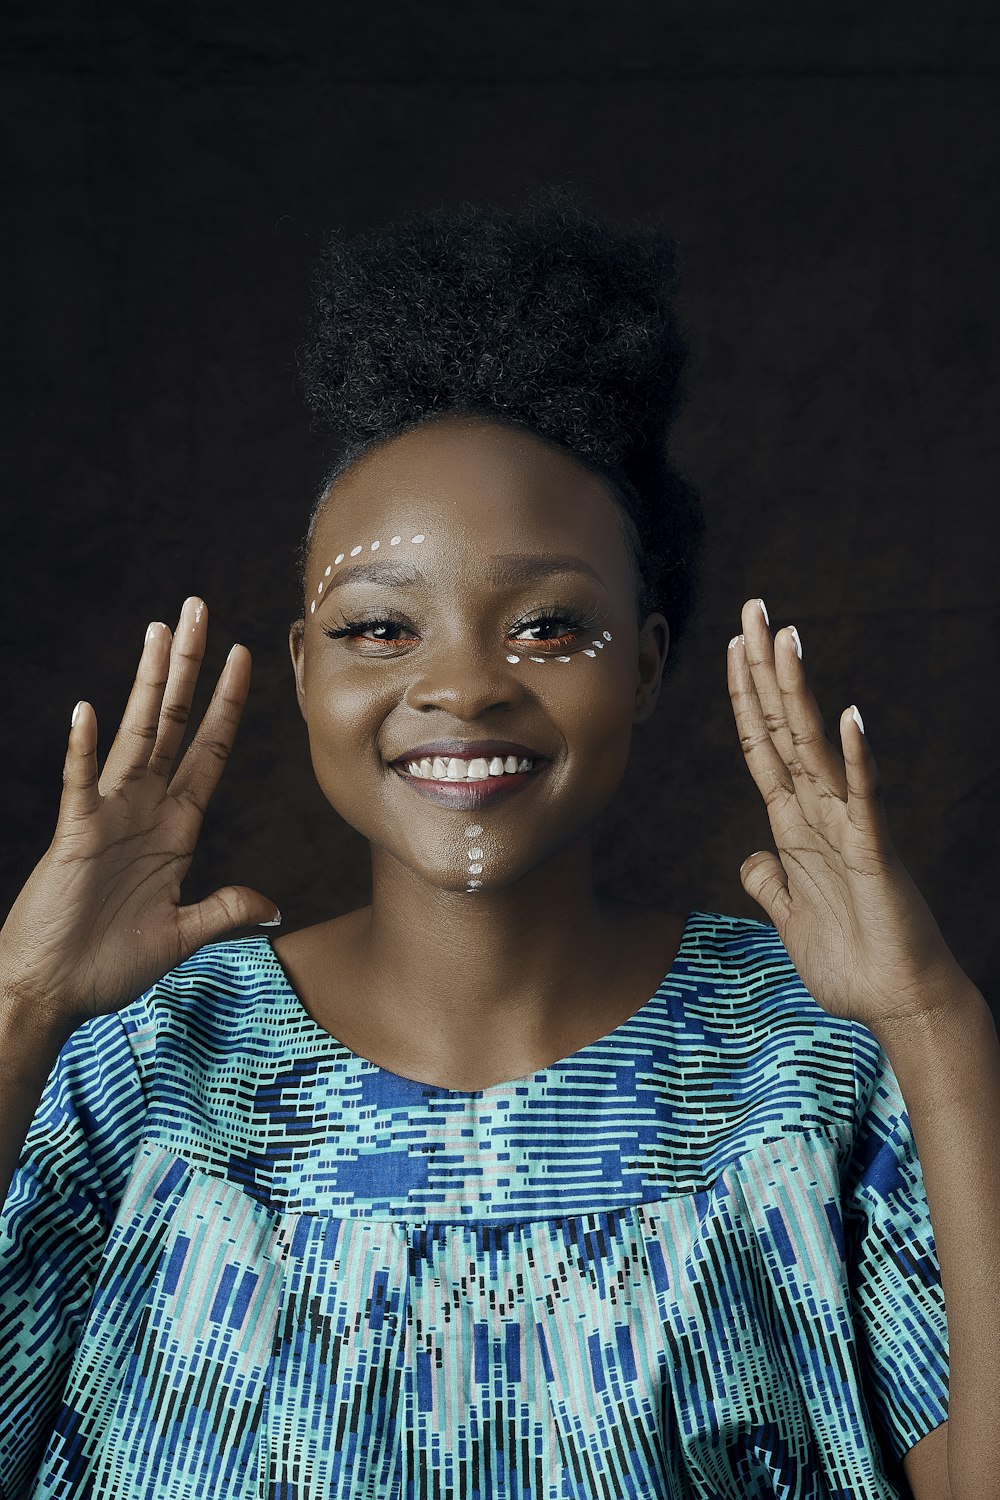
left=323, top=553, right=608, bottom=594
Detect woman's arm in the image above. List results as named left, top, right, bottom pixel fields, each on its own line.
left=0, top=1009, right=69, bottom=1210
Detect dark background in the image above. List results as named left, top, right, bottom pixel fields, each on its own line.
left=2, top=2, right=998, bottom=1015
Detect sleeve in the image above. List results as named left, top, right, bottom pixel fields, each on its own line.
left=0, top=1010, right=148, bottom=1498
left=842, top=1021, right=950, bottom=1468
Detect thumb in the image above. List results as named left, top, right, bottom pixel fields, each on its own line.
left=739, top=851, right=790, bottom=928
left=177, top=886, right=281, bottom=954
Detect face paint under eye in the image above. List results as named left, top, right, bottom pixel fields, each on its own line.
left=506, top=629, right=613, bottom=665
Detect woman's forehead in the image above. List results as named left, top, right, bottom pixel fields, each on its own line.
left=308, top=416, right=627, bottom=567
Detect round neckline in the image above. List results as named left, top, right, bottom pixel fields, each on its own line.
left=258, top=908, right=700, bottom=1097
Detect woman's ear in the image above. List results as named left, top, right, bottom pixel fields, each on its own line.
left=633, top=613, right=670, bottom=724
left=288, top=619, right=307, bottom=719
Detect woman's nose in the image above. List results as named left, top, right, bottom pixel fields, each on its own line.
left=403, top=642, right=526, bottom=717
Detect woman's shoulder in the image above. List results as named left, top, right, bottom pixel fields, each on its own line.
left=111, top=929, right=298, bottom=1053
left=677, top=907, right=849, bottom=1031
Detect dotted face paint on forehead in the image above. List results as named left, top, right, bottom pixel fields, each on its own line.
left=310, top=533, right=426, bottom=614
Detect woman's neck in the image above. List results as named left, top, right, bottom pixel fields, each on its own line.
left=345, top=835, right=670, bottom=1085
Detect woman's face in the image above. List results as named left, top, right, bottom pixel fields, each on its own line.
left=289, top=415, right=669, bottom=894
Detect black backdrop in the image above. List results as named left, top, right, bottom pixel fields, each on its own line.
left=3, top=2, right=998, bottom=1012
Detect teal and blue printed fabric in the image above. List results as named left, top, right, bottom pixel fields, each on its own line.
left=0, top=911, right=949, bottom=1499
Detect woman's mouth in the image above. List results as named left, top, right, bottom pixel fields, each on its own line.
left=392, top=753, right=543, bottom=809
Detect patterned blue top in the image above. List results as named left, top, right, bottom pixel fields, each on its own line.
left=0, top=910, right=949, bottom=1499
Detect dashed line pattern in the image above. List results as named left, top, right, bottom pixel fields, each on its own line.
left=0, top=911, right=949, bottom=1496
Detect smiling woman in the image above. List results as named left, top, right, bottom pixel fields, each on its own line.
left=0, top=186, right=962, bottom=1499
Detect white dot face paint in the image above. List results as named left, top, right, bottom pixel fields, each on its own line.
left=308, top=532, right=442, bottom=617
left=465, top=822, right=488, bottom=892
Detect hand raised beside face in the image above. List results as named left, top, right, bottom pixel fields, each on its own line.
left=727, top=598, right=970, bottom=1034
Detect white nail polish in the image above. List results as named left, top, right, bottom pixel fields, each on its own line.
left=259, top=910, right=282, bottom=927
left=851, top=705, right=864, bottom=734
left=788, top=625, right=802, bottom=659
left=757, top=598, right=769, bottom=626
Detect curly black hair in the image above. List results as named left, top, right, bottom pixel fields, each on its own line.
left=298, top=183, right=706, bottom=661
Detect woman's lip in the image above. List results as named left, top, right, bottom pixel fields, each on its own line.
left=393, top=766, right=542, bottom=809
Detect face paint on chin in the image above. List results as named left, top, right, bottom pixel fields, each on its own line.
left=464, top=823, right=486, bottom=892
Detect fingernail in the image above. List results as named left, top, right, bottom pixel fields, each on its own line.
left=145, top=622, right=164, bottom=643
left=728, top=635, right=741, bottom=650
left=757, top=598, right=769, bottom=626
left=259, top=910, right=282, bottom=927
left=851, top=705, right=864, bottom=733
left=71, top=701, right=82, bottom=726
left=788, top=625, right=802, bottom=659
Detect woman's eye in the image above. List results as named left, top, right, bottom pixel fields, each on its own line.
left=511, top=615, right=587, bottom=647
left=324, top=618, right=417, bottom=645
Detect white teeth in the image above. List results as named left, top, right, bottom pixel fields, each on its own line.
left=403, top=754, right=537, bottom=780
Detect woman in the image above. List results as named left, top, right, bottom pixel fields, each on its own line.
left=0, top=186, right=987, bottom=1498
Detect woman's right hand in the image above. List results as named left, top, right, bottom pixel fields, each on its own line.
left=0, top=597, right=280, bottom=1040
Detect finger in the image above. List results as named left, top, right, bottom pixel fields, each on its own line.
left=739, top=596, right=810, bottom=775
left=727, top=630, right=795, bottom=813
left=167, top=644, right=252, bottom=818
left=176, top=885, right=281, bottom=955
left=770, top=621, right=849, bottom=810
left=147, top=597, right=209, bottom=779
left=738, top=849, right=791, bottom=930
left=840, top=705, right=892, bottom=856
left=98, top=622, right=172, bottom=793
left=58, top=700, right=101, bottom=825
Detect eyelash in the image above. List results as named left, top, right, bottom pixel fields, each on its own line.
left=322, top=604, right=595, bottom=651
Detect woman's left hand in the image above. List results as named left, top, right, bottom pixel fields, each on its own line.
left=727, top=597, right=972, bottom=1034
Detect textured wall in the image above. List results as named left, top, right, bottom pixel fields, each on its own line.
left=2, top=2, right=997, bottom=1006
